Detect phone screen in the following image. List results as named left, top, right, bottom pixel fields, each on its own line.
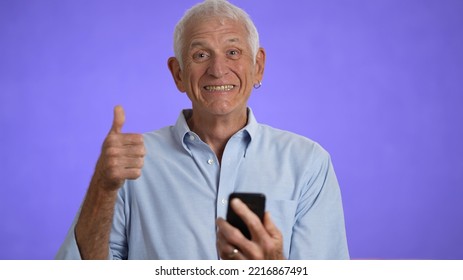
left=226, top=192, right=266, bottom=240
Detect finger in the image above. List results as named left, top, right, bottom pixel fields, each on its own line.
left=216, top=222, right=246, bottom=260
left=230, top=198, right=268, bottom=241
left=123, top=157, right=144, bottom=169
left=216, top=218, right=247, bottom=250
left=263, top=212, right=282, bottom=240
left=109, top=157, right=144, bottom=169
left=262, top=212, right=285, bottom=259
left=110, top=105, right=125, bottom=134
left=121, top=168, right=143, bottom=180
left=123, top=146, right=146, bottom=158
left=110, top=167, right=142, bottom=181
left=104, top=133, right=145, bottom=149
left=101, top=163, right=142, bottom=185
left=117, top=156, right=144, bottom=169
left=103, top=145, right=146, bottom=160
left=217, top=215, right=262, bottom=259
left=223, top=246, right=245, bottom=260
left=216, top=217, right=247, bottom=244
left=120, top=134, right=144, bottom=146
left=227, top=248, right=244, bottom=260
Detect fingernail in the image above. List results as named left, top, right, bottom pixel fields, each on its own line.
left=231, top=198, right=242, bottom=206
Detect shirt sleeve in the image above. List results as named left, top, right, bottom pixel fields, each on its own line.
left=54, top=209, right=115, bottom=260
left=54, top=213, right=83, bottom=260
left=289, top=148, right=350, bottom=259
left=108, top=186, right=129, bottom=260
left=55, top=186, right=128, bottom=260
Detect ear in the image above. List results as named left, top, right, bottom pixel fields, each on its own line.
left=254, top=47, right=266, bottom=83
left=167, top=57, right=186, bottom=92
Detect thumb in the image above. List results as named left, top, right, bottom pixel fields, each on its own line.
left=110, top=105, right=125, bottom=134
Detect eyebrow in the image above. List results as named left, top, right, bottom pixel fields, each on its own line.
left=189, top=37, right=242, bottom=50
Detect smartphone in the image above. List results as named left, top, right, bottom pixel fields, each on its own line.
left=226, top=192, right=266, bottom=240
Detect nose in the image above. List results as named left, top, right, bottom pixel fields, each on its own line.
left=207, top=54, right=229, bottom=78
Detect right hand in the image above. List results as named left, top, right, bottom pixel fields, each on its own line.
left=94, top=105, right=146, bottom=191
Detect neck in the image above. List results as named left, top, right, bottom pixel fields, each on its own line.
left=187, top=109, right=248, bottom=163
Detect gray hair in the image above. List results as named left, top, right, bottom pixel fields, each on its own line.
left=173, top=0, right=260, bottom=69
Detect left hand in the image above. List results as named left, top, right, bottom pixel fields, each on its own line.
left=216, top=198, right=285, bottom=260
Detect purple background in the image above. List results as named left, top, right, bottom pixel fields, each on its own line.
left=1, top=0, right=462, bottom=260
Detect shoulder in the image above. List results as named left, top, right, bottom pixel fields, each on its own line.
left=142, top=125, right=178, bottom=144
left=141, top=125, right=182, bottom=157
left=255, top=123, right=330, bottom=160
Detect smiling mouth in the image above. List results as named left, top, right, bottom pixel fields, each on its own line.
left=204, top=85, right=235, bottom=92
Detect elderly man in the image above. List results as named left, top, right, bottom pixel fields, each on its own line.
left=56, top=0, right=349, bottom=260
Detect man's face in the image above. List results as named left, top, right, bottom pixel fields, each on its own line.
left=169, top=17, right=265, bottom=118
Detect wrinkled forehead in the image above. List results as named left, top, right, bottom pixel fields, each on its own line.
left=183, top=16, right=249, bottom=48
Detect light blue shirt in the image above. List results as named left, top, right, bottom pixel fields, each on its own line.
left=56, top=109, right=349, bottom=259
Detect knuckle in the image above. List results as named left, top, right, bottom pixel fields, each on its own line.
left=132, top=169, right=142, bottom=178
left=138, top=158, right=145, bottom=167
left=228, top=226, right=242, bottom=239
left=104, top=134, right=117, bottom=145
left=130, top=158, right=141, bottom=168
left=248, top=218, right=260, bottom=228
left=245, top=218, right=261, bottom=233
left=136, top=146, right=146, bottom=157
left=229, top=229, right=248, bottom=245
left=106, top=157, right=119, bottom=168
left=263, top=240, right=275, bottom=251
left=104, top=147, right=118, bottom=157
left=106, top=169, right=120, bottom=181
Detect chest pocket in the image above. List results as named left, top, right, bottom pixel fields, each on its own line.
left=265, top=199, right=297, bottom=257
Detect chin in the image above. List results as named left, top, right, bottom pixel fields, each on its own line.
left=209, top=104, right=247, bottom=117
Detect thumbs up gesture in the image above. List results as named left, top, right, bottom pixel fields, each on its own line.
left=95, top=105, right=146, bottom=191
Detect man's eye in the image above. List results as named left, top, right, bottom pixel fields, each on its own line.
left=227, top=49, right=241, bottom=59
left=228, top=50, right=239, bottom=55
left=193, top=52, right=210, bottom=60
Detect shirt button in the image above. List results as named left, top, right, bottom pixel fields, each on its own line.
left=207, top=159, right=214, bottom=165
left=189, top=135, right=195, bottom=141
left=221, top=198, right=227, bottom=204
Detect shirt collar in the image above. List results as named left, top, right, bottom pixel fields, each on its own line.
left=243, top=107, right=258, bottom=141
left=173, top=109, right=193, bottom=155
left=173, top=108, right=259, bottom=155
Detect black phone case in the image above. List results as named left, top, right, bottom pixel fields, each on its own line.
left=226, top=192, right=266, bottom=240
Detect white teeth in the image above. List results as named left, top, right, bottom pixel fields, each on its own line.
left=204, top=85, right=234, bottom=91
